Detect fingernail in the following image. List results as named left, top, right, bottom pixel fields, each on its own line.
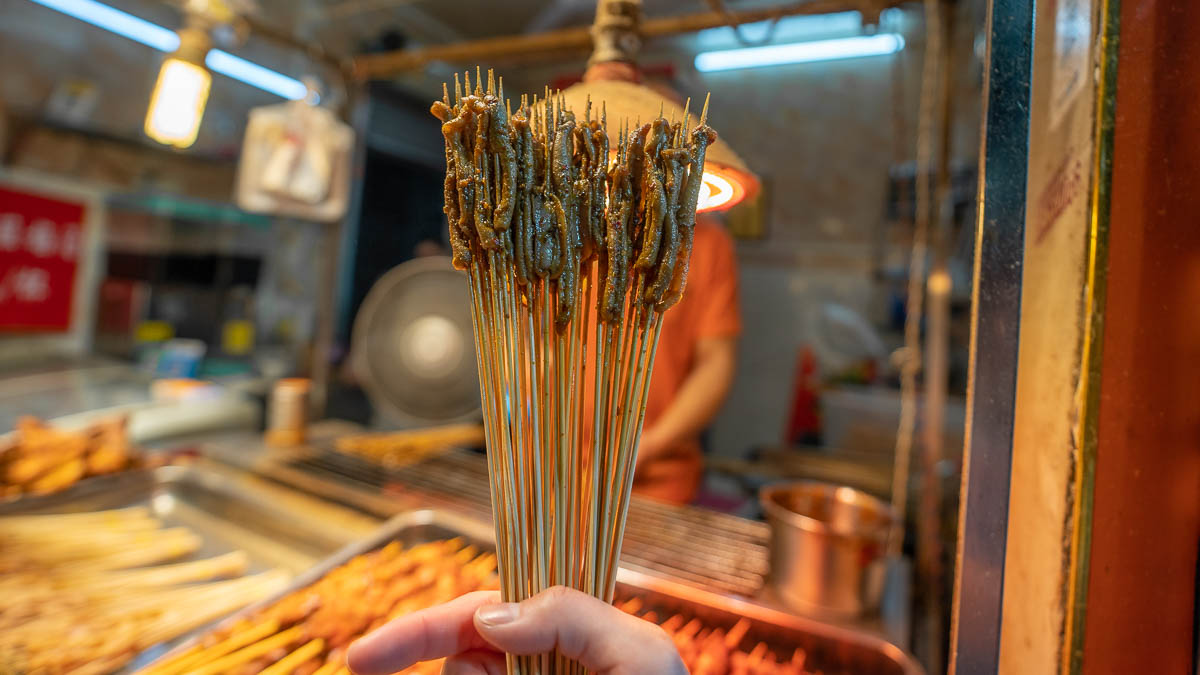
left=476, top=602, right=520, bottom=626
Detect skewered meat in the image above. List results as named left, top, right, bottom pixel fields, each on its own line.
left=141, top=539, right=498, bottom=675
left=431, top=70, right=714, bottom=324
left=425, top=69, right=720, bottom=675
left=334, top=424, right=485, bottom=468
left=0, top=415, right=139, bottom=499
left=0, top=508, right=284, bottom=674
left=615, top=598, right=816, bottom=675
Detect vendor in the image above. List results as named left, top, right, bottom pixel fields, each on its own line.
left=632, top=215, right=741, bottom=505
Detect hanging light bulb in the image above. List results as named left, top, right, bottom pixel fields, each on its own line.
left=145, top=25, right=211, bottom=148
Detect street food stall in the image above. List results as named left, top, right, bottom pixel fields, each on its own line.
left=1, top=0, right=1196, bottom=674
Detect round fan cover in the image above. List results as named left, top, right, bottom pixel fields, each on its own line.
left=352, top=257, right=479, bottom=425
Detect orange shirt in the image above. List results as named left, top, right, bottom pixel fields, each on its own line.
left=632, top=219, right=742, bottom=503
left=579, top=220, right=741, bottom=504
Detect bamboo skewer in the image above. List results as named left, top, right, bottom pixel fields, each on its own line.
left=0, top=506, right=154, bottom=528
left=137, top=571, right=290, bottom=644
left=259, top=638, right=325, bottom=675
left=432, top=71, right=714, bottom=673
left=141, top=619, right=281, bottom=675
left=0, top=507, right=291, bottom=675
left=136, top=645, right=203, bottom=675
left=76, top=551, right=249, bottom=589
left=186, top=625, right=306, bottom=675
left=312, top=662, right=342, bottom=675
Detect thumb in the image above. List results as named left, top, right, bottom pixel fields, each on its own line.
left=471, top=586, right=685, bottom=675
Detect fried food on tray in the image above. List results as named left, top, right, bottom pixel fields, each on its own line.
left=615, top=597, right=816, bottom=675
left=138, top=538, right=499, bottom=675
left=0, top=415, right=139, bottom=498
left=334, top=423, right=485, bottom=468
left=145, top=533, right=817, bottom=675
left=28, top=456, right=86, bottom=494
left=0, top=507, right=288, bottom=674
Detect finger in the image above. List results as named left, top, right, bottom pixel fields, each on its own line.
left=473, top=586, right=686, bottom=674
left=441, top=651, right=508, bottom=675
left=347, top=591, right=501, bottom=675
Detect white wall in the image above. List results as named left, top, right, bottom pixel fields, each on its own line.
left=710, top=257, right=877, bottom=457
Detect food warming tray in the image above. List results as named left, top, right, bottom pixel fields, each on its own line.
left=151, top=508, right=923, bottom=675
left=0, top=464, right=363, bottom=672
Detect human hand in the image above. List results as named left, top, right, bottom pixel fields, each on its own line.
left=346, top=586, right=687, bottom=675
left=634, top=426, right=670, bottom=471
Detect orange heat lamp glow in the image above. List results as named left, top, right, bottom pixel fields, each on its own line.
left=561, top=76, right=760, bottom=215
left=698, top=166, right=748, bottom=212
left=558, top=0, right=761, bottom=214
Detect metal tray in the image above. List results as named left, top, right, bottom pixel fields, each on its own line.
left=614, top=568, right=922, bottom=675
left=153, top=509, right=922, bottom=675
left=0, top=464, right=365, bottom=672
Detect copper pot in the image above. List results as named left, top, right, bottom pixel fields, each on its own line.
left=761, top=481, right=895, bottom=617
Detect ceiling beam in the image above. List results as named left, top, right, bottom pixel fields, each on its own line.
left=352, top=0, right=904, bottom=80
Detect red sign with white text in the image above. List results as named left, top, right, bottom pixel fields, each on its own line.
left=0, top=186, right=85, bottom=332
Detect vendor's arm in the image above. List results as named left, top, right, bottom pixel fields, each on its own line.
left=638, top=335, right=737, bottom=463
left=638, top=220, right=741, bottom=465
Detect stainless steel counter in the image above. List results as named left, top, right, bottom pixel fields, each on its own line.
left=0, top=361, right=153, bottom=432
left=196, top=426, right=911, bottom=652
left=0, top=360, right=260, bottom=443
left=0, top=422, right=919, bottom=673
left=149, top=507, right=923, bottom=675
left=201, top=429, right=770, bottom=597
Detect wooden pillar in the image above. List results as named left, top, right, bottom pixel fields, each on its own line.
left=1080, top=0, right=1200, bottom=671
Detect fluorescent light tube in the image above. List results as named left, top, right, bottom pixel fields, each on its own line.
left=694, top=11, right=864, bottom=50
left=27, top=0, right=306, bottom=100
left=695, top=34, right=905, bottom=72
left=206, top=50, right=307, bottom=101
left=28, top=0, right=179, bottom=51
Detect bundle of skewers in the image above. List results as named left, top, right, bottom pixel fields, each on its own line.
left=138, top=538, right=498, bottom=675
left=430, top=68, right=715, bottom=674
left=0, top=507, right=288, bottom=674
left=615, top=597, right=818, bottom=675
left=334, top=423, right=486, bottom=468
left=1, top=415, right=139, bottom=499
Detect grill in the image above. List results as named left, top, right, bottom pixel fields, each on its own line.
left=285, top=448, right=770, bottom=598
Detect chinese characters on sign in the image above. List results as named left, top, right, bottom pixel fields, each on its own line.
left=0, top=186, right=85, bottom=332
